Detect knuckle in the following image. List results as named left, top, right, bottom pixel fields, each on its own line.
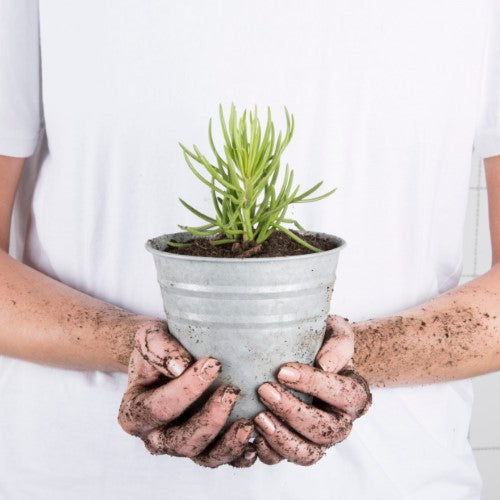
left=334, top=414, right=353, bottom=442
left=117, top=414, right=136, bottom=435
left=182, top=382, right=210, bottom=403
left=206, top=402, right=231, bottom=428
left=336, top=420, right=353, bottom=443
left=144, top=429, right=180, bottom=456
left=117, top=397, right=143, bottom=436
left=346, top=385, right=369, bottom=413
left=335, top=369, right=370, bottom=403
left=255, top=437, right=277, bottom=463
left=355, top=390, right=371, bottom=414
left=192, top=457, right=218, bottom=468
left=143, top=434, right=165, bottom=455
left=358, top=393, right=373, bottom=416
left=314, top=433, right=338, bottom=447
left=260, top=454, right=281, bottom=465
left=309, top=368, right=324, bottom=389
left=117, top=415, right=133, bottom=435
left=340, top=370, right=372, bottom=417
left=178, top=446, right=200, bottom=458
left=297, top=448, right=324, bottom=466
left=318, top=415, right=352, bottom=446
left=211, top=412, right=229, bottom=429
left=231, top=458, right=254, bottom=469
left=144, top=440, right=162, bottom=455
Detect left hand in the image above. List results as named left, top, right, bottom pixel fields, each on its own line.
left=254, top=315, right=372, bottom=466
left=118, top=320, right=256, bottom=468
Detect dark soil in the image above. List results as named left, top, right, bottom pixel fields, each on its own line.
left=164, top=230, right=337, bottom=258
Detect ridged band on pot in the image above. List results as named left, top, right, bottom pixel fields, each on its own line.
left=146, top=231, right=346, bottom=421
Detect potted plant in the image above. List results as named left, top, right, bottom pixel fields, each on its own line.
left=146, top=105, right=345, bottom=420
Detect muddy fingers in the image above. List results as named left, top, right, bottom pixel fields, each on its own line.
left=254, top=435, right=282, bottom=465
left=134, top=321, right=192, bottom=378
left=316, top=315, right=355, bottom=373
left=231, top=443, right=258, bottom=468
left=258, top=382, right=353, bottom=446
left=118, top=357, right=222, bottom=436
left=254, top=412, right=325, bottom=466
left=144, top=384, right=240, bottom=457
left=253, top=315, right=372, bottom=466
left=192, top=419, right=254, bottom=468
left=277, top=362, right=372, bottom=419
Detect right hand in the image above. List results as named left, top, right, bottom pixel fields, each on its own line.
left=253, top=315, right=371, bottom=466
left=118, top=320, right=256, bottom=468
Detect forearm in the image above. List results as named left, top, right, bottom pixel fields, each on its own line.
left=354, top=264, right=500, bottom=387
left=0, top=249, right=151, bottom=372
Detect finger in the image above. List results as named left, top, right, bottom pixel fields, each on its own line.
left=144, top=384, right=239, bottom=457
left=231, top=443, right=258, bottom=468
left=258, top=383, right=352, bottom=446
left=254, top=435, right=282, bottom=465
left=134, top=321, right=192, bottom=380
left=192, top=419, right=254, bottom=468
left=254, top=412, right=324, bottom=466
left=118, top=357, right=221, bottom=436
left=337, top=368, right=372, bottom=416
left=316, top=315, right=354, bottom=373
left=277, top=362, right=372, bottom=418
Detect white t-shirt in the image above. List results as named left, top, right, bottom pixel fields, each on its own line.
left=1, top=1, right=500, bottom=499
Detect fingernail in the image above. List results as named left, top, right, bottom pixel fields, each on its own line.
left=221, top=386, right=240, bottom=405
left=244, top=450, right=256, bottom=461
left=279, top=366, right=301, bottom=383
left=236, top=423, right=252, bottom=441
left=259, top=384, right=281, bottom=404
left=255, top=413, right=275, bottom=434
left=167, top=357, right=187, bottom=377
left=199, top=358, right=222, bottom=382
left=317, top=354, right=338, bottom=373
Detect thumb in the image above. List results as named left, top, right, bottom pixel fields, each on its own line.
left=316, top=315, right=355, bottom=373
left=134, top=320, right=192, bottom=379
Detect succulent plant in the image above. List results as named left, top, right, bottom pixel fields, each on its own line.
left=171, top=104, right=335, bottom=253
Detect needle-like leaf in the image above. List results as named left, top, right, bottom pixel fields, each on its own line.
left=176, top=105, right=335, bottom=250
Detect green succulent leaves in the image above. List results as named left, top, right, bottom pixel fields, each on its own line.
left=176, top=104, right=335, bottom=252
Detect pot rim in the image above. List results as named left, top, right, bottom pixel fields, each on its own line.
left=145, top=231, right=346, bottom=263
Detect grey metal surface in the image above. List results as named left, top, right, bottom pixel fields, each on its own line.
left=146, top=232, right=346, bottom=421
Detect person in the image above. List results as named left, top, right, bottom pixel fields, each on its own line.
left=1, top=1, right=499, bottom=499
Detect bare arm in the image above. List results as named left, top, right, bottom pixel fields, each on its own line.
left=354, top=156, right=500, bottom=386
left=0, top=155, right=151, bottom=372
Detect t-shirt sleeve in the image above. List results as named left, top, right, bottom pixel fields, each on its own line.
left=0, top=0, right=42, bottom=158
left=474, top=3, right=500, bottom=159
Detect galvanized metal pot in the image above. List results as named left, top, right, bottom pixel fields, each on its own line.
left=146, top=231, right=346, bottom=421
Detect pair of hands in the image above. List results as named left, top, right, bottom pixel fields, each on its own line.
left=118, top=315, right=371, bottom=468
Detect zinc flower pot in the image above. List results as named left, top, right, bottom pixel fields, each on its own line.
left=146, top=230, right=346, bottom=421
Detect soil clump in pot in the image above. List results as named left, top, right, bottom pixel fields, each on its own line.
left=165, top=230, right=337, bottom=258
